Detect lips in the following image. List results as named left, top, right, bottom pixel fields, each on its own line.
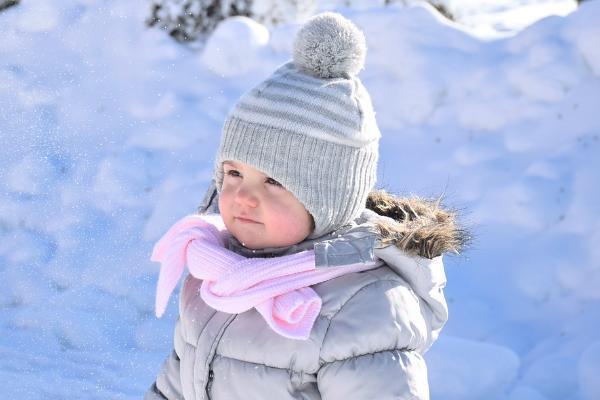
left=235, top=216, right=261, bottom=224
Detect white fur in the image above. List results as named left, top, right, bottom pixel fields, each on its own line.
left=293, top=12, right=366, bottom=79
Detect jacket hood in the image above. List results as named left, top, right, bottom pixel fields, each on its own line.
left=364, top=190, right=466, bottom=343
left=308, top=189, right=461, bottom=348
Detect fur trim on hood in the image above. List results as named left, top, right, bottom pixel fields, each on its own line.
left=366, top=190, right=469, bottom=259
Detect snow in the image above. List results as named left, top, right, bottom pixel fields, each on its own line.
left=1, top=0, right=599, bottom=398
left=201, top=16, right=271, bottom=77
left=579, top=341, right=600, bottom=400
left=446, top=0, right=577, bottom=37
left=15, top=0, right=61, bottom=33
left=426, top=336, right=520, bottom=400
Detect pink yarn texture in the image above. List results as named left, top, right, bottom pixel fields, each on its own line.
left=151, top=214, right=379, bottom=340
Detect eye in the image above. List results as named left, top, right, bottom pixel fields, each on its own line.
left=225, top=169, right=241, bottom=178
left=266, top=177, right=283, bottom=187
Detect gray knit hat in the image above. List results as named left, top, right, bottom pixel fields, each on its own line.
left=214, top=12, right=380, bottom=239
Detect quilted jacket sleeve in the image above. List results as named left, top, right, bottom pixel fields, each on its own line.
left=317, top=349, right=429, bottom=399
left=144, top=319, right=185, bottom=400
left=316, top=278, right=436, bottom=400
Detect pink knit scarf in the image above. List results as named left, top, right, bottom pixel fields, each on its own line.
left=151, top=214, right=379, bottom=340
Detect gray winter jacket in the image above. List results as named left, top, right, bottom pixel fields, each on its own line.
left=145, top=190, right=465, bottom=400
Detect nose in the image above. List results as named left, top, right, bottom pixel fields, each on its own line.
left=234, top=185, right=259, bottom=208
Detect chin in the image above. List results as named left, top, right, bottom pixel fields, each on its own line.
left=232, top=231, right=263, bottom=249
left=239, top=238, right=267, bottom=249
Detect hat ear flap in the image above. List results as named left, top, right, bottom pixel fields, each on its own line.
left=198, top=179, right=220, bottom=215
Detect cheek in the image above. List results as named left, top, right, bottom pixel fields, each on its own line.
left=218, top=190, right=233, bottom=218
left=267, top=200, right=311, bottom=238
left=288, top=219, right=311, bottom=240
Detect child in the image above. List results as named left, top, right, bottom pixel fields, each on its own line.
left=145, top=12, right=465, bottom=400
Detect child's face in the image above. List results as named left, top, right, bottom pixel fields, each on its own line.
left=218, top=160, right=313, bottom=249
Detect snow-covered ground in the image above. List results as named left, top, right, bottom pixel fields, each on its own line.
left=445, top=0, right=577, bottom=37
left=321, top=0, right=578, bottom=37
left=1, top=0, right=599, bottom=399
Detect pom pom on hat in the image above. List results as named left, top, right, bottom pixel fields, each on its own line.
left=293, top=12, right=366, bottom=79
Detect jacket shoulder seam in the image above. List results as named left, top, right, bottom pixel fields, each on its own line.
left=322, top=347, right=417, bottom=365
left=213, top=353, right=306, bottom=374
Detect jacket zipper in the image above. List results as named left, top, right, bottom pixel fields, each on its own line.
left=203, top=313, right=237, bottom=399
left=206, top=370, right=214, bottom=399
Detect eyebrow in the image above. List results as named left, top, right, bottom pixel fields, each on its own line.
left=223, top=161, right=238, bottom=167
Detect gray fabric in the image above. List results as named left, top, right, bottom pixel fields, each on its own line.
left=314, top=229, right=377, bottom=268
left=144, top=383, right=173, bottom=400
left=213, top=12, right=381, bottom=239
left=318, top=350, right=429, bottom=399
left=145, top=210, right=448, bottom=399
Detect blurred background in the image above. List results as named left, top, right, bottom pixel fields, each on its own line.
left=1, top=0, right=599, bottom=398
